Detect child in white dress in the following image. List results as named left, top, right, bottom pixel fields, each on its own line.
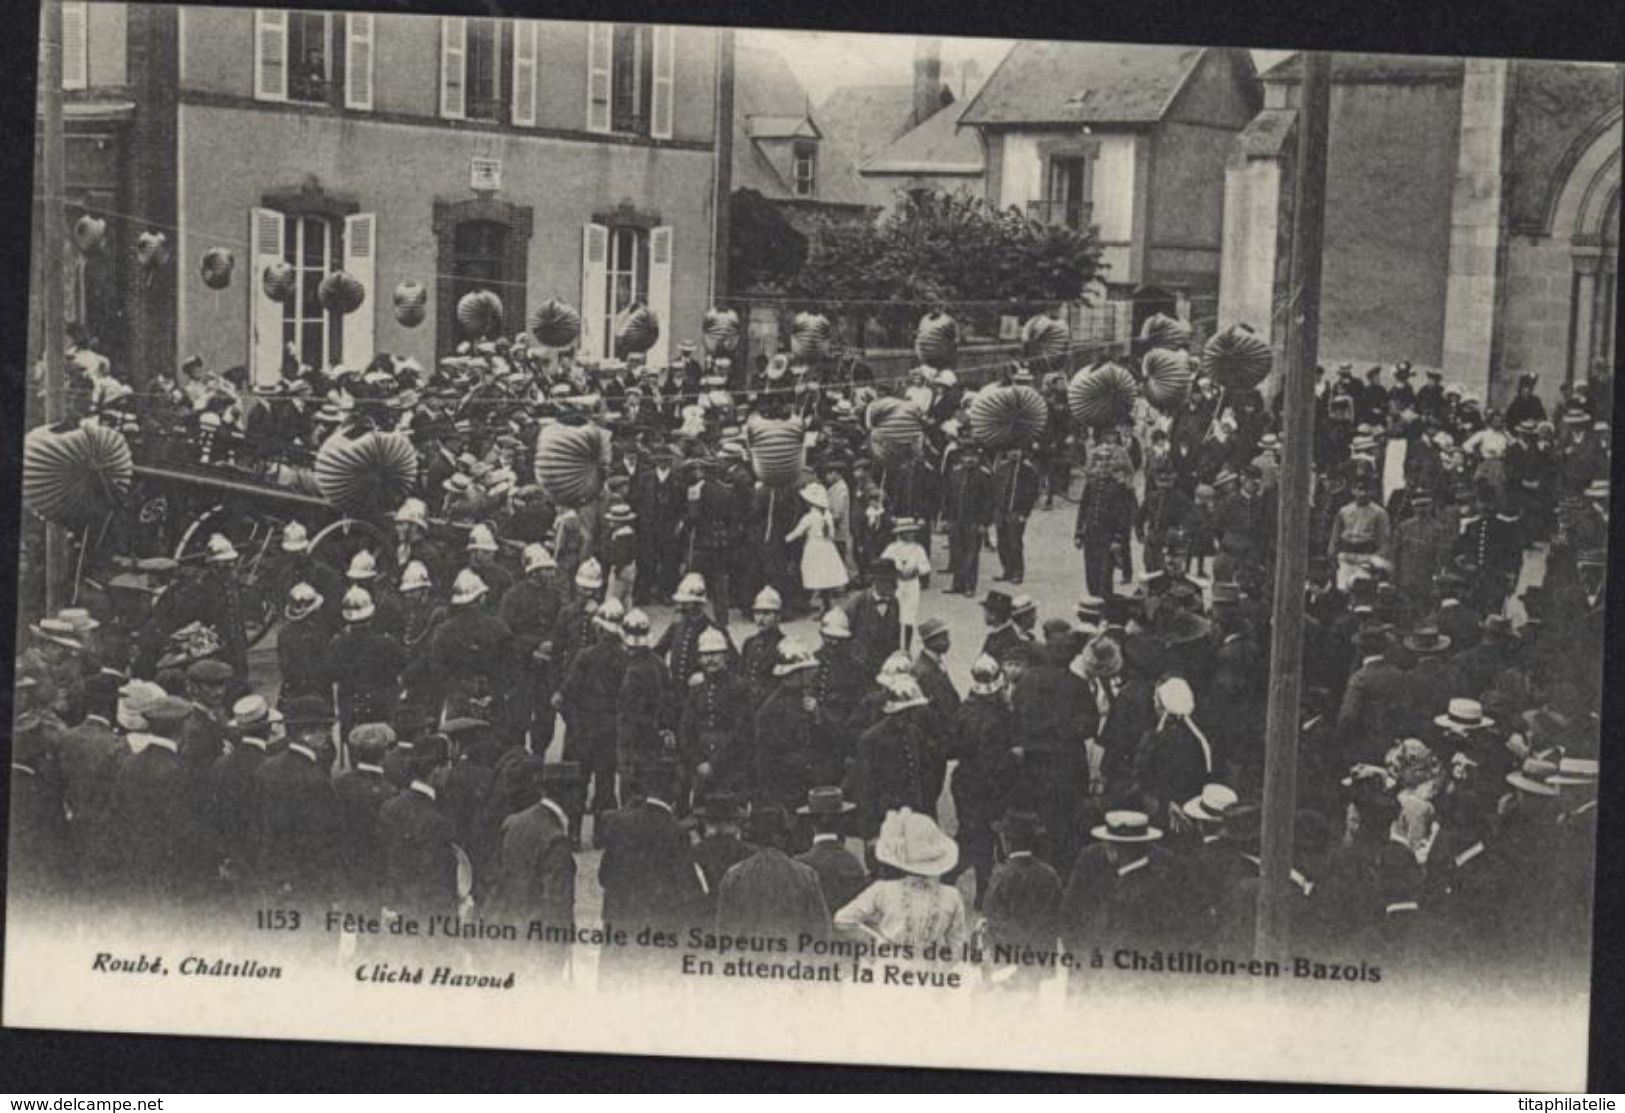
left=880, top=518, right=931, bottom=649
left=786, top=482, right=849, bottom=614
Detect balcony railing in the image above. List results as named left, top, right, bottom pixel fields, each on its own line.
left=1026, top=199, right=1094, bottom=231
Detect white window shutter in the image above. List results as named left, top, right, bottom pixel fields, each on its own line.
left=650, top=25, right=675, bottom=140
left=440, top=17, right=466, bottom=120
left=586, top=22, right=612, bottom=133
left=254, top=9, right=288, bottom=102
left=249, top=208, right=286, bottom=388
left=648, top=225, right=674, bottom=366
left=580, top=224, right=609, bottom=360
left=344, top=213, right=377, bottom=363
left=345, top=13, right=374, bottom=111
left=62, top=2, right=89, bottom=90
left=511, top=20, right=538, bottom=126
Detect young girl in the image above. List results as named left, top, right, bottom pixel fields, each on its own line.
left=785, top=482, right=849, bottom=614
left=881, top=518, right=932, bottom=649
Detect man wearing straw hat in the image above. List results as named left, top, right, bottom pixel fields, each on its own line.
left=1059, top=810, right=1180, bottom=968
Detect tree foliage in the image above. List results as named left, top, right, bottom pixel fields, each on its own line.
left=729, top=189, right=808, bottom=294
left=788, top=189, right=1103, bottom=332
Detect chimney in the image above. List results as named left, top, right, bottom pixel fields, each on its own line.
left=912, top=38, right=943, bottom=127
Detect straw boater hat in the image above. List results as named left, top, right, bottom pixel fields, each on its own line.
left=284, top=582, right=323, bottom=621
left=1091, top=809, right=1164, bottom=843
left=229, top=693, right=284, bottom=732
left=30, top=617, right=83, bottom=651
left=1435, top=698, right=1494, bottom=733
left=1506, top=757, right=1562, bottom=797
left=874, top=808, right=958, bottom=877
left=1548, top=756, right=1600, bottom=788
left=1183, top=783, right=1239, bottom=823
left=891, top=517, right=922, bottom=535
left=57, top=608, right=100, bottom=635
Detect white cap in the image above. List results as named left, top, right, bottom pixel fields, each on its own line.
left=399, top=560, right=432, bottom=594
left=450, top=569, right=489, bottom=606
left=394, top=497, right=429, bottom=528
left=522, top=543, right=556, bottom=573
left=347, top=550, right=378, bottom=580
left=341, top=586, right=376, bottom=622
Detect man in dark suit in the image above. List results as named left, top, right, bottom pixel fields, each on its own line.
left=558, top=600, right=629, bottom=841
left=597, top=761, right=707, bottom=985
left=992, top=447, right=1042, bottom=584
left=111, top=696, right=204, bottom=905
left=847, top=561, right=904, bottom=684
left=332, top=721, right=397, bottom=909
left=378, top=732, right=460, bottom=920
left=208, top=694, right=280, bottom=893
left=254, top=696, right=343, bottom=907
left=982, top=810, right=1063, bottom=992
left=57, top=671, right=123, bottom=883
left=912, top=617, right=960, bottom=722
left=718, top=805, right=830, bottom=940
left=632, top=444, right=686, bottom=604
left=440, top=717, right=499, bottom=869
left=1336, top=626, right=1407, bottom=764
left=944, top=443, right=994, bottom=596
left=690, top=792, right=758, bottom=904
left=1059, top=811, right=1185, bottom=985
left=487, top=758, right=578, bottom=976
left=793, top=786, right=868, bottom=915
left=10, top=710, right=71, bottom=898
left=980, top=590, right=1022, bottom=665
left=498, top=544, right=565, bottom=755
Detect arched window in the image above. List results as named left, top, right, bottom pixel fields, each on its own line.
left=433, top=198, right=533, bottom=354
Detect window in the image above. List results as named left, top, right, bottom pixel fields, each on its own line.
left=792, top=142, right=818, bottom=198
left=605, top=226, right=649, bottom=357
left=287, top=12, right=333, bottom=104
left=451, top=220, right=510, bottom=318
left=282, top=215, right=343, bottom=369
left=434, top=200, right=533, bottom=356
left=441, top=17, right=502, bottom=121
left=611, top=24, right=653, bottom=134
left=62, top=1, right=88, bottom=90
left=1042, top=155, right=1094, bottom=230
left=588, top=23, right=674, bottom=138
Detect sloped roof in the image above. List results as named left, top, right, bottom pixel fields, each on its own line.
left=959, top=40, right=1209, bottom=126
left=1260, top=52, right=1464, bottom=83
left=862, top=100, right=984, bottom=176
left=748, top=115, right=821, bottom=140
left=818, top=84, right=923, bottom=168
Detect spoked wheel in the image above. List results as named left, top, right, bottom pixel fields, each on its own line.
left=173, top=504, right=283, bottom=648
left=309, top=517, right=394, bottom=584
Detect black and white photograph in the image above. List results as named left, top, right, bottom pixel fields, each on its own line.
left=3, top=0, right=1620, bottom=1091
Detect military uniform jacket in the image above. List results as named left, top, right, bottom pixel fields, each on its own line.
left=326, top=625, right=407, bottom=722
left=656, top=616, right=734, bottom=697
left=679, top=671, right=753, bottom=785
left=254, top=745, right=342, bottom=900
left=847, top=593, right=904, bottom=681
left=429, top=609, right=515, bottom=694
left=992, top=454, right=1041, bottom=519
left=617, top=649, right=675, bottom=768
left=560, top=637, right=626, bottom=718
left=689, top=478, right=741, bottom=552
left=951, top=695, right=1017, bottom=828
left=857, top=709, right=942, bottom=831
left=739, top=628, right=784, bottom=709
left=753, top=686, right=818, bottom=807
left=278, top=612, right=336, bottom=701
left=943, top=462, right=995, bottom=527
left=498, top=576, right=564, bottom=658
left=379, top=784, right=460, bottom=917
left=883, top=457, right=941, bottom=523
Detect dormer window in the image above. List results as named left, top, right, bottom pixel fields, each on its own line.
left=793, top=142, right=818, bottom=197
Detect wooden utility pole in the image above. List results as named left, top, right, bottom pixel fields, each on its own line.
left=40, top=0, right=67, bottom=615
left=1255, top=50, right=1331, bottom=960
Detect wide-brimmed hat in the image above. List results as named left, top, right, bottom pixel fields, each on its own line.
left=874, top=808, right=958, bottom=876
left=694, top=791, right=748, bottom=821
left=1091, top=810, right=1164, bottom=843
left=229, top=693, right=284, bottom=730
left=1506, top=758, right=1562, bottom=797
left=1435, top=698, right=1494, bottom=732
left=797, top=785, right=857, bottom=816
left=1183, top=783, right=1239, bottom=823
left=981, top=589, right=1013, bottom=620
left=800, top=482, right=830, bottom=510
left=1403, top=625, right=1452, bottom=654
left=30, top=617, right=83, bottom=651
left=1548, top=756, right=1600, bottom=787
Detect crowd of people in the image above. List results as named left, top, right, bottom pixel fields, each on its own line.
left=10, top=329, right=1610, bottom=986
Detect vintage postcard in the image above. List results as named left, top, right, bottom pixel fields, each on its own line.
left=5, top=0, right=1617, bottom=1090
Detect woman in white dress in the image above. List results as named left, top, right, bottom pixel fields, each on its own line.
left=880, top=518, right=932, bottom=649
left=834, top=808, right=968, bottom=955
left=786, top=482, right=849, bottom=614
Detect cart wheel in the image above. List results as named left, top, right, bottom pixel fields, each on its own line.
left=310, top=518, right=394, bottom=581
left=173, top=504, right=285, bottom=649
